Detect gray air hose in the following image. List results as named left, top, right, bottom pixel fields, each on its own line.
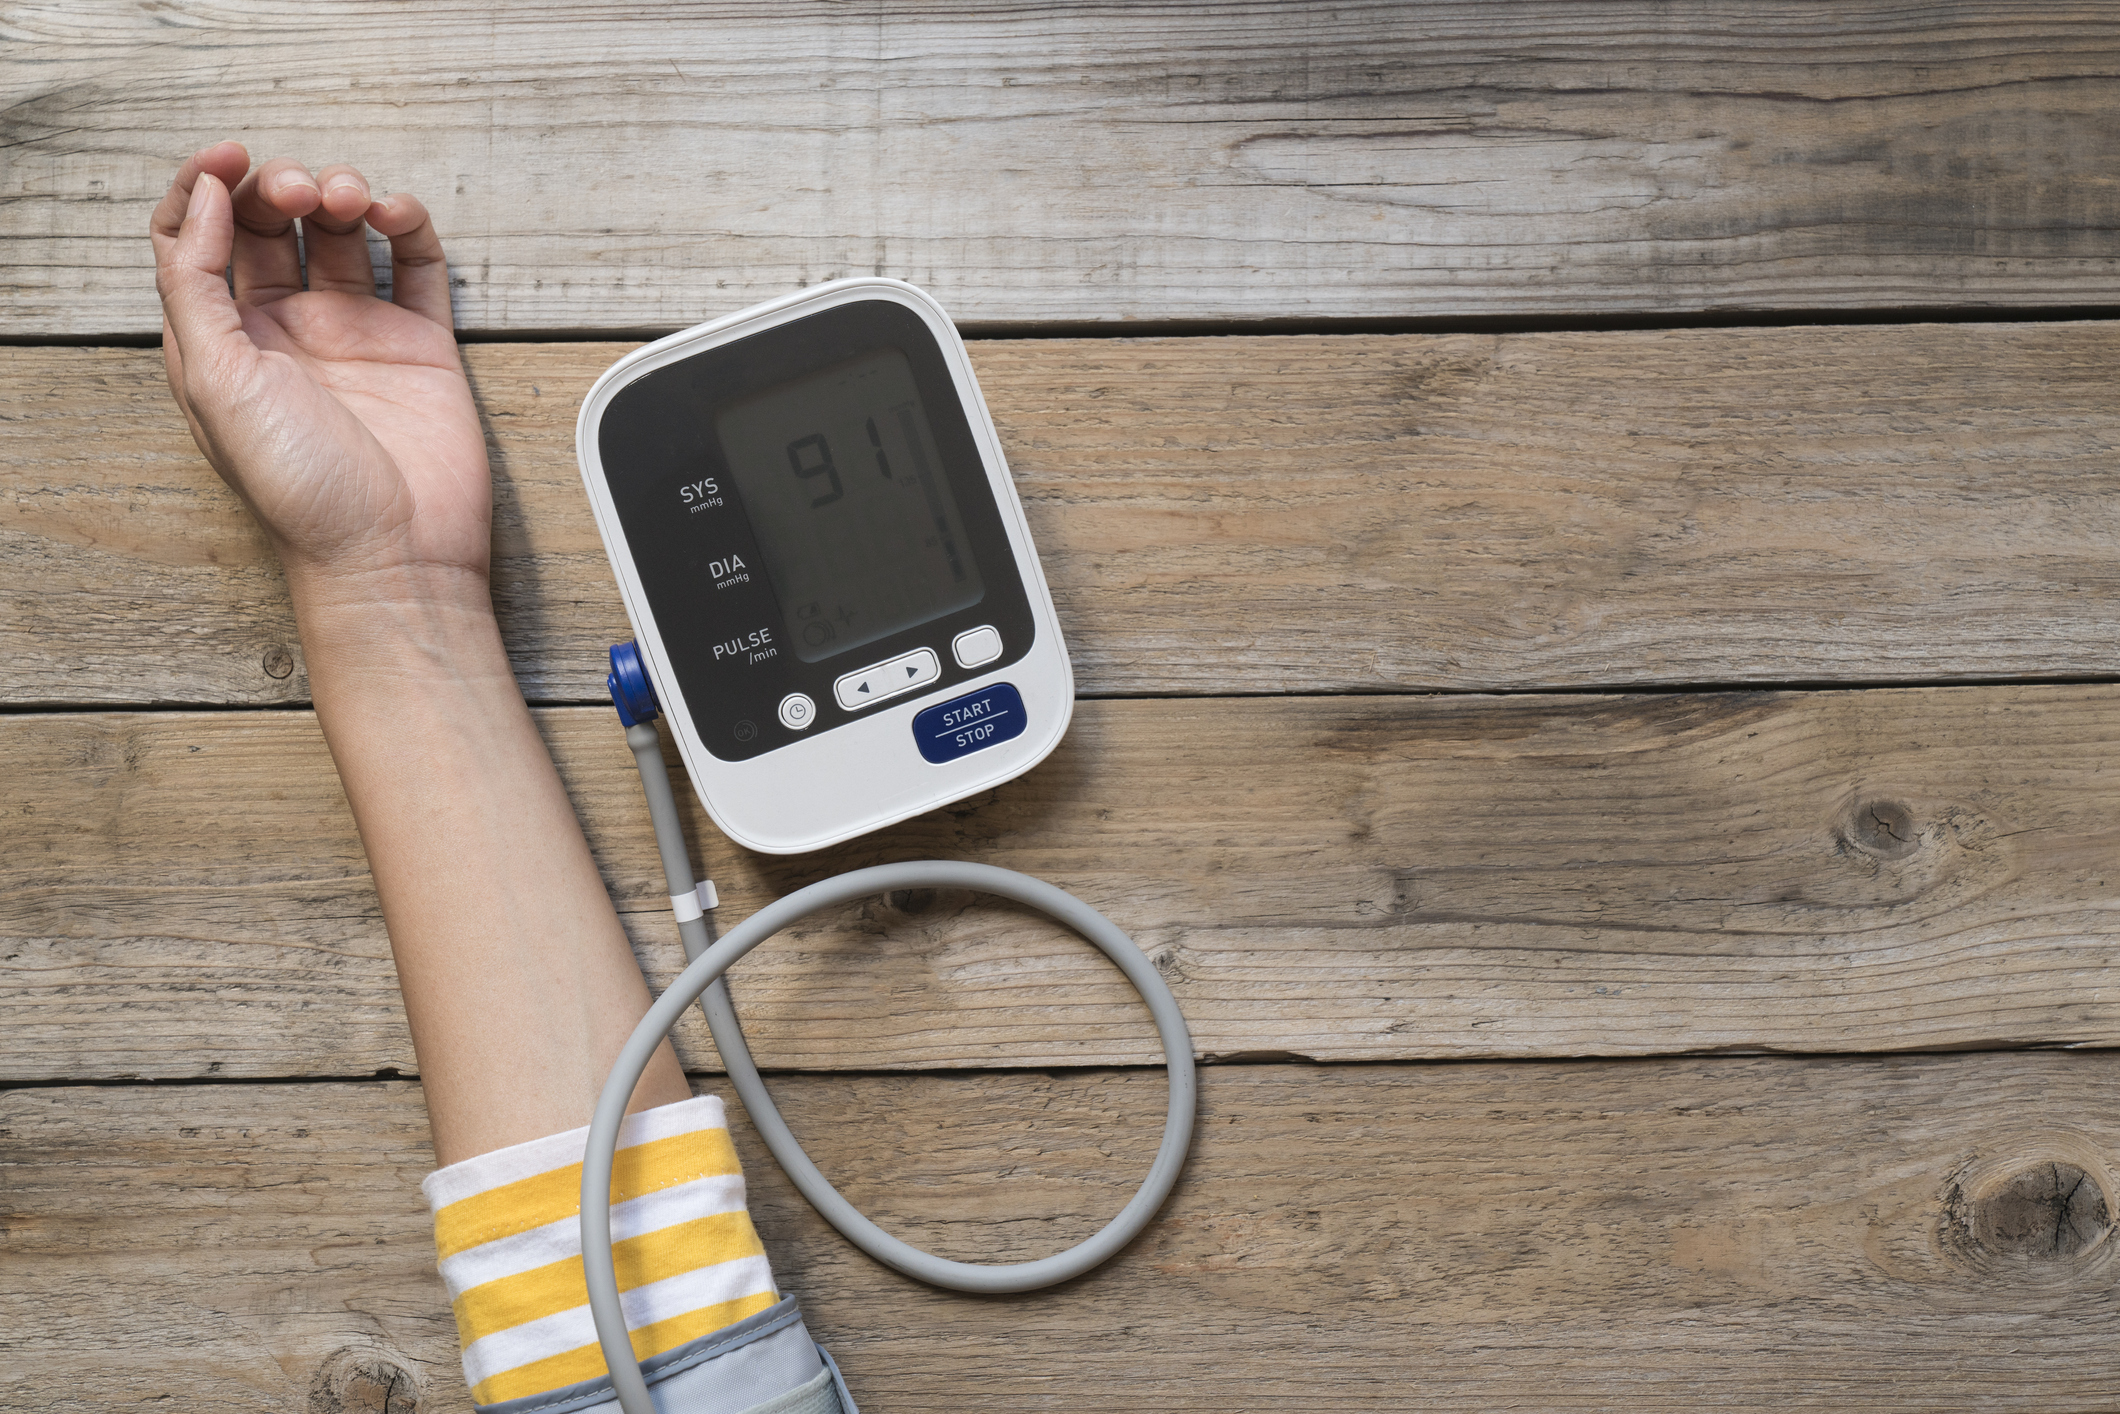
left=580, top=720, right=1197, bottom=1414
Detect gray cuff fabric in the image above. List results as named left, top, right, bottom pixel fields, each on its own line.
left=474, top=1297, right=852, bottom=1414
left=736, top=1364, right=841, bottom=1414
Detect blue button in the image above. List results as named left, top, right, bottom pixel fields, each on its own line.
left=913, top=682, right=1028, bottom=764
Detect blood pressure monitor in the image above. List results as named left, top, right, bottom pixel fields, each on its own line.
left=576, top=279, right=1073, bottom=854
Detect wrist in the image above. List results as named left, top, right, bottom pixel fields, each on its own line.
left=288, top=561, right=513, bottom=694
left=285, top=547, right=491, bottom=615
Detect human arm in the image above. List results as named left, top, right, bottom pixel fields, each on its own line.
left=148, top=142, right=693, bottom=1166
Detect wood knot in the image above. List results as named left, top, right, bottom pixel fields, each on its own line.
left=1973, top=1162, right=2111, bottom=1261
left=875, top=886, right=976, bottom=920
left=1846, top=798, right=1919, bottom=860
left=261, top=644, right=296, bottom=680
left=883, top=887, right=941, bottom=915
left=307, top=1346, right=421, bottom=1413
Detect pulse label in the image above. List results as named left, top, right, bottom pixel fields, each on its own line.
left=714, top=626, right=777, bottom=665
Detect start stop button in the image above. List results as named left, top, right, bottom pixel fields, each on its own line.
left=912, top=683, right=1027, bottom=764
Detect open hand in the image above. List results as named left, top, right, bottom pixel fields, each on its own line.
left=150, top=142, right=491, bottom=597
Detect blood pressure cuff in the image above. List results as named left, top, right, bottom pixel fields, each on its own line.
left=423, top=1094, right=856, bottom=1414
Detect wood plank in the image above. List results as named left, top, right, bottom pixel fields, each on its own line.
left=8, top=1054, right=2120, bottom=1410
left=8, top=3, right=2120, bottom=336
left=9, top=685, right=2120, bottom=1081
left=10, top=323, right=2120, bottom=707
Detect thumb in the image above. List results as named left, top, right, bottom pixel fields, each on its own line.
left=155, top=172, right=245, bottom=371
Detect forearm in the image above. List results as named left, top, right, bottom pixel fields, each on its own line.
left=295, top=566, right=690, bottom=1167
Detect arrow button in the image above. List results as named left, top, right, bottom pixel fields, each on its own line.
left=833, top=647, right=942, bottom=712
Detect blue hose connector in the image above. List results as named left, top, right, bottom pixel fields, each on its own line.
left=607, top=642, right=661, bottom=727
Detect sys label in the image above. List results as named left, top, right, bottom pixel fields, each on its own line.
left=913, top=683, right=1028, bottom=764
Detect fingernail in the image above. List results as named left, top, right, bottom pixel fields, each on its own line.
left=186, top=174, right=215, bottom=220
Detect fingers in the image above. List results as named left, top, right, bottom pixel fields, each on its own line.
left=155, top=146, right=443, bottom=316
left=227, top=157, right=320, bottom=304
left=367, top=191, right=454, bottom=328
left=154, top=172, right=247, bottom=379
left=299, top=163, right=380, bottom=297
left=149, top=141, right=250, bottom=263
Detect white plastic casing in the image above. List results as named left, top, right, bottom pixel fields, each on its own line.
left=576, top=279, right=1074, bottom=855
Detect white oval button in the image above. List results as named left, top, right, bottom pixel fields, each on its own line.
left=952, top=624, right=1002, bottom=669
left=777, top=693, right=816, bottom=730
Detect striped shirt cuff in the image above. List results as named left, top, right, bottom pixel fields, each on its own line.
left=423, top=1095, right=781, bottom=1408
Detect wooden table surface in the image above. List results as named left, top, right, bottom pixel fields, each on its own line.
left=5, top=4, right=2119, bottom=1410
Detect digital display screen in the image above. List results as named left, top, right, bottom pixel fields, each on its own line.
left=714, top=347, right=985, bottom=662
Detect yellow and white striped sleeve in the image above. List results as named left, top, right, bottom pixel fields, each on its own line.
left=422, top=1094, right=853, bottom=1414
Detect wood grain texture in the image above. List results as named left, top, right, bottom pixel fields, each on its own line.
left=7, top=2, right=2120, bottom=336
left=9, top=323, right=2120, bottom=707
left=7, top=1055, right=2120, bottom=1410
left=9, top=685, right=2120, bottom=1082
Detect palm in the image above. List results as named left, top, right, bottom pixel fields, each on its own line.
left=225, top=291, right=491, bottom=575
